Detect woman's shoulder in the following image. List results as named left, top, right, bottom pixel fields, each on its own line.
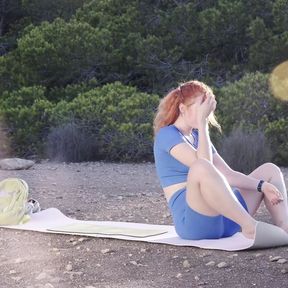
left=156, top=125, right=178, bottom=138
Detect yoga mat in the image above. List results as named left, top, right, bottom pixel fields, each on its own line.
left=48, top=223, right=168, bottom=238
left=2, top=207, right=288, bottom=251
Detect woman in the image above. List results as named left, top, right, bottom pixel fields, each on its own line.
left=153, top=80, right=288, bottom=240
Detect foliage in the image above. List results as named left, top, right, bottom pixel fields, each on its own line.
left=265, top=118, right=288, bottom=166
left=47, top=82, right=159, bottom=162
left=219, top=128, right=272, bottom=174
left=0, top=18, right=112, bottom=91
left=216, top=72, right=288, bottom=165
left=0, top=1, right=288, bottom=163
left=216, top=72, right=288, bottom=133
left=0, top=86, right=54, bottom=156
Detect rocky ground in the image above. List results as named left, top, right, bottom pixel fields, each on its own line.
left=1, top=162, right=288, bottom=288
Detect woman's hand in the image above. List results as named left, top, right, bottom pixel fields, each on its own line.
left=262, top=182, right=284, bottom=205
left=196, top=93, right=216, bottom=125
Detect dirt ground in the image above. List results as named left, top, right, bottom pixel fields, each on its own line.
left=1, top=161, right=288, bottom=288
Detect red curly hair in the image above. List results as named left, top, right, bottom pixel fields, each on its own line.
left=153, top=80, right=221, bottom=135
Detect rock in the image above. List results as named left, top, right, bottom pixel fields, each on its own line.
left=205, top=261, right=215, bottom=266
left=130, top=261, right=138, bottom=266
left=281, top=268, right=288, bottom=274
left=78, top=237, right=87, bottom=242
left=176, top=273, right=182, bottom=279
left=101, top=249, right=113, bottom=254
left=254, top=253, right=263, bottom=258
left=11, top=276, right=22, bottom=281
left=227, top=253, right=238, bottom=258
left=15, top=258, right=24, bottom=264
left=66, top=264, right=73, bottom=271
left=44, top=284, right=55, bottom=288
left=217, top=262, right=228, bottom=268
left=85, top=286, right=97, bottom=288
left=0, top=158, right=35, bottom=170
left=36, top=272, right=48, bottom=280
left=277, top=259, right=287, bottom=264
left=269, top=256, right=282, bottom=262
left=183, top=260, right=191, bottom=268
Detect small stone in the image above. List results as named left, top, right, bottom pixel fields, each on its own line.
left=15, top=258, right=24, bottom=264
left=9, top=270, right=17, bottom=274
left=270, top=256, right=282, bottom=262
left=176, top=273, right=182, bottom=279
left=11, top=276, right=22, bottom=281
left=227, top=253, right=238, bottom=258
left=183, top=260, right=191, bottom=268
left=281, top=268, right=288, bottom=274
left=254, top=253, right=263, bottom=257
left=36, top=272, right=48, bottom=280
left=130, top=261, right=138, bottom=266
left=101, top=249, right=113, bottom=254
left=44, top=284, right=55, bottom=288
left=78, top=237, right=86, bottom=242
left=85, top=286, right=96, bottom=288
left=51, top=248, right=59, bottom=252
left=194, top=275, right=200, bottom=281
left=277, top=259, right=287, bottom=264
left=217, top=262, right=228, bottom=268
left=140, top=248, right=147, bottom=253
left=66, top=264, right=73, bottom=271
left=205, top=261, right=215, bottom=266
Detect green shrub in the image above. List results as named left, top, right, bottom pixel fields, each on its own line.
left=47, top=82, right=159, bottom=162
left=0, top=86, right=54, bottom=156
left=216, top=72, right=288, bottom=165
left=45, top=121, right=100, bottom=162
left=265, top=118, right=288, bottom=166
left=217, top=72, right=288, bottom=133
left=219, top=128, right=272, bottom=174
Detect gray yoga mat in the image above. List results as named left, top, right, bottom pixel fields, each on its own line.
left=1, top=208, right=288, bottom=251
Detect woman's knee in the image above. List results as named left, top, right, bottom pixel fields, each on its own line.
left=260, top=162, right=282, bottom=176
left=187, top=159, right=215, bottom=180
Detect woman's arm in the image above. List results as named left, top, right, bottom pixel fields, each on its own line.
left=170, top=143, right=198, bottom=167
left=197, top=123, right=213, bottom=162
left=213, top=152, right=261, bottom=191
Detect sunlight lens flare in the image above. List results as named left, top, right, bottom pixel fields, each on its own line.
left=269, top=61, right=288, bottom=102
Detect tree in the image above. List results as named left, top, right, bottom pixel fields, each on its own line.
left=0, top=18, right=112, bottom=91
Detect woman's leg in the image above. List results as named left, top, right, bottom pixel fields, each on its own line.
left=185, top=159, right=257, bottom=238
left=239, top=163, right=288, bottom=231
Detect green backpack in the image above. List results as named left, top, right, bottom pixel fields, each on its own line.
left=0, top=178, right=30, bottom=225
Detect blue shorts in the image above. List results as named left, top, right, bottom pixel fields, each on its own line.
left=168, top=187, right=248, bottom=240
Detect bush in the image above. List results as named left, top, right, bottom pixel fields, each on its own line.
left=216, top=72, right=288, bottom=165
left=45, top=121, right=100, bottom=162
left=219, top=128, right=273, bottom=174
left=217, top=72, right=288, bottom=134
left=0, top=86, right=54, bottom=157
left=265, top=118, right=288, bottom=166
left=47, top=82, right=159, bottom=162
left=0, top=18, right=112, bottom=91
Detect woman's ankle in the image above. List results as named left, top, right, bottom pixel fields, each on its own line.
left=241, top=222, right=257, bottom=239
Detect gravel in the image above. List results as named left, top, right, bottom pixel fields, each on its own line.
left=1, top=162, right=288, bottom=288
